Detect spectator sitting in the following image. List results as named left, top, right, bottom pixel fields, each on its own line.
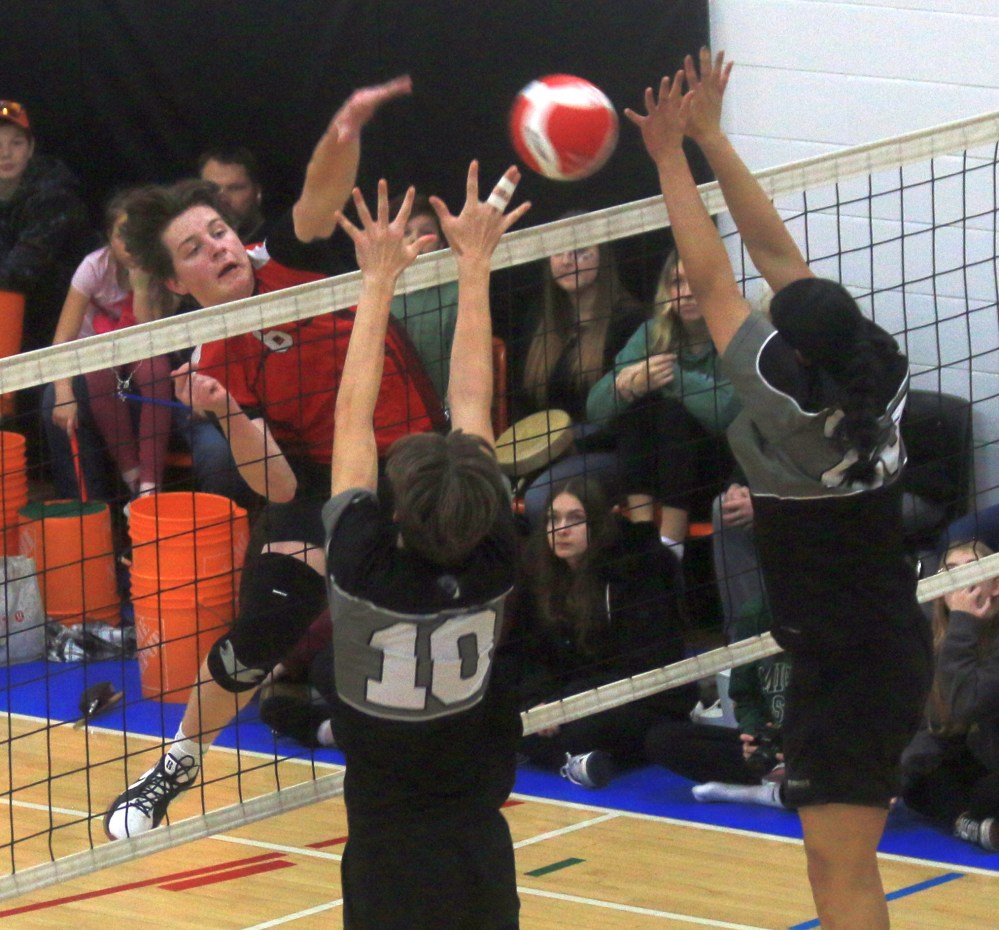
left=512, top=228, right=647, bottom=529
left=0, top=99, right=96, bottom=471
left=900, top=540, right=999, bottom=852
left=45, top=187, right=179, bottom=501
left=388, top=191, right=456, bottom=402
left=509, top=476, right=695, bottom=788
left=644, top=590, right=792, bottom=810
left=587, top=251, right=741, bottom=556
left=198, top=145, right=266, bottom=245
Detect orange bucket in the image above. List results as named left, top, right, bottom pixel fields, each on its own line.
left=0, top=432, right=27, bottom=557
left=0, top=292, right=24, bottom=419
left=127, top=492, right=248, bottom=701
left=17, top=500, right=120, bottom=627
left=129, top=492, right=248, bottom=581
left=132, top=577, right=236, bottom=702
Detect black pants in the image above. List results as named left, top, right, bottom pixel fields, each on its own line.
left=342, top=809, right=519, bottom=930
left=903, top=745, right=999, bottom=824
left=644, top=718, right=758, bottom=785
left=615, top=394, right=733, bottom=520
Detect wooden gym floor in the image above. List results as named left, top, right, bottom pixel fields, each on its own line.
left=1, top=659, right=997, bottom=929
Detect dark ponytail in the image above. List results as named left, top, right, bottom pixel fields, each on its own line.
left=830, top=337, right=899, bottom=483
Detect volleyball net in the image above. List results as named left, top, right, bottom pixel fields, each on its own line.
left=0, top=108, right=997, bottom=900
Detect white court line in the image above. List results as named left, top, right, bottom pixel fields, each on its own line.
left=210, top=833, right=342, bottom=861
left=241, top=899, right=342, bottom=929
left=4, top=787, right=999, bottom=879
left=509, top=792, right=999, bottom=879
left=513, top=811, right=618, bottom=848
left=0, top=798, right=87, bottom=819
left=10, top=713, right=345, bottom=770
left=519, top=886, right=770, bottom=929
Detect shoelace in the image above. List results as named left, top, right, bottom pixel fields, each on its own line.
left=129, top=760, right=195, bottom=816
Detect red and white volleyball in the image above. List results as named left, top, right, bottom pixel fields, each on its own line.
left=509, top=75, right=618, bottom=181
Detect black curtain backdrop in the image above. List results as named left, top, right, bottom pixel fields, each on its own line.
left=3, top=1, right=709, bottom=223
left=3, top=1, right=709, bottom=333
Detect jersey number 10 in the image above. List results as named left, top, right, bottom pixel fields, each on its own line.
left=365, top=609, right=497, bottom=712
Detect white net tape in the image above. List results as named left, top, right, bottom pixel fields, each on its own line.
left=1, top=110, right=995, bottom=396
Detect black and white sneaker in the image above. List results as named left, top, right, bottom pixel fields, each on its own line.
left=559, top=751, right=615, bottom=788
left=954, top=812, right=998, bottom=851
left=104, top=751, right=199, bottom=840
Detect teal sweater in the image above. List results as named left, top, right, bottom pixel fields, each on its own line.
left=585, top=318, right=741, bottom=435
left=390, top=281, right=459, bottom=402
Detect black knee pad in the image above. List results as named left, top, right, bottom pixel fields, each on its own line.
left=207, top=553, right=327, bottom=693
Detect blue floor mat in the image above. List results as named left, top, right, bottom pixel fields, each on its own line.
left=3, top=657, right=997, bottom=874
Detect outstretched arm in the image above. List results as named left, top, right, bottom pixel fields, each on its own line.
left=430, top=162, right=530, bottom=446
left=683, top=49, right=813, bottom=294
left=626, top=68, right=748, bottom=355
left=331, top=183, right=431, bottom=495
left=171, top=363, right=297, bottom=502
left=292, top=75, right=412, bottom=243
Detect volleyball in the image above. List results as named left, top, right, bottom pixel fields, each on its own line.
left=509, top=75, right=618, bottom=181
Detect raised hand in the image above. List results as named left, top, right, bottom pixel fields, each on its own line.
left=624, top=68, right=688, bottom=165
left=947, top=582, right=999, bottom=621
left=683, top=48, right=733, bottom=145
left=428, top=161, right=531, bottom=265
left=332, top=75, right=412, bottom=145
left=336, top=180, right=429, bottom=284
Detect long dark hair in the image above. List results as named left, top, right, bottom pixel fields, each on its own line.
left=522, top=218, right=633, bottom=409
left=830, top=337, right=903, bottom=483
left=525, top=476, right=621, bottom=654
left=770, top=277, right=904, bottom=484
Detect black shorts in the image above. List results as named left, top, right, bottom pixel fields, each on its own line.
left=781, top=617, right=932, bottom=809
left=245, top=457, right=329, bottom=563
left=341, top=808, right=519, bottom=930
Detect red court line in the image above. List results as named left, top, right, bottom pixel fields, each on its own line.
left=306, top=835, right=349, bottom=849
left=161, top=858, right=295, bottom=891
left=0, top=852, right=285, bottom=917
left=502, top=800, right=525, bottom=808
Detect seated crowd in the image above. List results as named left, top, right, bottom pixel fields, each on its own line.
left=3, top=81, right=997, bottom=863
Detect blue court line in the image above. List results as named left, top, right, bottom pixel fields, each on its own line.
left=788, top=872, right=964, bottom=930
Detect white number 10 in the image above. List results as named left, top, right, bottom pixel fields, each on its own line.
left=365, top=610, right=497, bottom=711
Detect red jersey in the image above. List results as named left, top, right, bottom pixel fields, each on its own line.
left=195, top=251, right=444, bottom=463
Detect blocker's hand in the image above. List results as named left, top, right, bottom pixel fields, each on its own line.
left=429, top=161, right=531, bottom=266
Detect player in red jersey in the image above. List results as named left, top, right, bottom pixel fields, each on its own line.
left=104, top=76, right=443, bottom=840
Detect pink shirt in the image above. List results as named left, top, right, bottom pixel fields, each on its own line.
left=69, top=246, right=131, bottom=338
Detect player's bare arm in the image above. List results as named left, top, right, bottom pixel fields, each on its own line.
left=331, top=181, right=430, bottom=495
left=682, top=48, right=812, bottom=294
left=626, top=66, right=746, bottom=355
left=430, top=160, right=530, bottom=446
left=292, top=75, right=412, bottom=242
left=172, top=361, right=297, bottom=502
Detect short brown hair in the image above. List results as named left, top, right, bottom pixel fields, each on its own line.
left=385, top=430, right=508, bottom=565
left=120, top=179, right=227, bottom=283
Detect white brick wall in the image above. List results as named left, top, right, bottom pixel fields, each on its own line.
left=710, top=0, right=999, bottom=506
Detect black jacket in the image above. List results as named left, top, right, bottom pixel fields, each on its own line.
left=511, top=518, right=695, bottom=718
left=0, top=155, right=96, bottom=351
